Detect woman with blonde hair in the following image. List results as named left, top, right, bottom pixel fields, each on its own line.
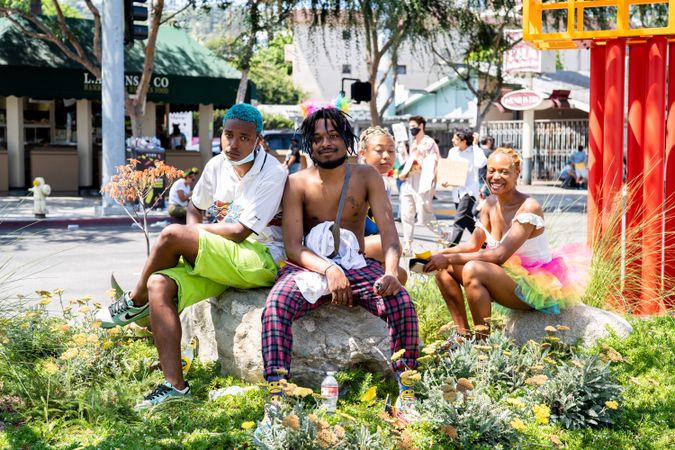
left=359, top=126, right=408, bottom=285
left=424, top=147, right=587, bottom=346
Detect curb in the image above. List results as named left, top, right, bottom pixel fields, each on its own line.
left=0, top=215, right=176, bottom=231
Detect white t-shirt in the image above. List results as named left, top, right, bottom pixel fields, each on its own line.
left=191, top=150, right=288, bottom=264
left=168, top=179, right=190, bottom=207
left=446, top=144, right=487, bottom=201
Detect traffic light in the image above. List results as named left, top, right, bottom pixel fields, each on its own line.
left=350, top=81, right=372, bottom=103
left=124, top=0, right=149, bottom=45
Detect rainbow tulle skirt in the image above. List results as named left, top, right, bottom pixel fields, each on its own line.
left=502, top=244, right=590, bottom=314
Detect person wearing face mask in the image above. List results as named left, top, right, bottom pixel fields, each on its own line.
left=425, top=148, right=588, bottom=347
left=398, top=115, right=440, bottom=255
left=96, top=104, right=288, bottom=410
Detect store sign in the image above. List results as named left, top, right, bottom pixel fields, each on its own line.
left=82, top=72, right=170, bottom=95
left=501, top=89, right=544, bottom=111
left=503, top=29, right=541, bottom=73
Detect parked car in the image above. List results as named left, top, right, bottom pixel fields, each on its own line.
left=263, top=129, right=296, bottom=152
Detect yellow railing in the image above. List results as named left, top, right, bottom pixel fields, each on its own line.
left=524, top=0, right=675, bottom=49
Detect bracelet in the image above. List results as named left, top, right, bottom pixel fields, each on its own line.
left=323, top=264, right=337, bottom=276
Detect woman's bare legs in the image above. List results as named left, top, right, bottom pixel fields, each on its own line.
left=462, top=260, right=532, bottom=335
left=435, top=264, right=471, bottom=334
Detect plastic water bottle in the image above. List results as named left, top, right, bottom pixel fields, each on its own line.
left=321, top=371, right=339, bottom=414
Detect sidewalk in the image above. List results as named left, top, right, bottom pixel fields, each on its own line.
left=0, top=180, right=587, bottom=231
left=0, top=196, right=172, bottom=230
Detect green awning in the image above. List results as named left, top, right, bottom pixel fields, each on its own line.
left=0, top=17, right=253, bottom=106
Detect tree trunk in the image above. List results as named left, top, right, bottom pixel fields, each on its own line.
left=236, top=67, right=250, bottom=104
left=125, top=98, right=144, bottom=137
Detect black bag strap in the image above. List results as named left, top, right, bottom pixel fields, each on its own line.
left=328, top=164, right=351, bottom=258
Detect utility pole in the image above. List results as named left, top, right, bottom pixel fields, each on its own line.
left=521, top=73, right=534, bottom=185
left=100, top=0, right=126, bottom=212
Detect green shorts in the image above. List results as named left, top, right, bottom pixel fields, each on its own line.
left=157, top=228, right=277, bottom=312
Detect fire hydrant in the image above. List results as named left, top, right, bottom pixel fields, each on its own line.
left=29, top=177, right=51, bottom=218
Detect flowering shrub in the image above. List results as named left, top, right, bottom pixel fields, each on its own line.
left=101, top=159, right=183, bottom=255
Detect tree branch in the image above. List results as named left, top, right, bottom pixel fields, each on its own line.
left=83, top=0, right=101, bottom=63
left=135, top=0, right=165, bottom=109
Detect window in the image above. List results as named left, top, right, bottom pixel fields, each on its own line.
left=342, top=30, right=351, bottom=40
left=342, top=64, right=352, bottom=74
left=395, top=65, right=407, bottom=75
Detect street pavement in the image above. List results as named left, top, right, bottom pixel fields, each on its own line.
left=0, top=181, right=588, bottom=312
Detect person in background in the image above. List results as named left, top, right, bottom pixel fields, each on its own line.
left=285, top=135, right=302, bottom=174
left=398, top=115, right=440, bottom=255
left=169, top=124, right=187, bottom=150
left=156, top=125, right=170, bottom=149
left=474, top=135, right=496, bottom=217
left=167, top=168, right=199, bottom=220
left=444, top=129, right=487, bottom=246
left=570, top=145, right=588, bottom=188
left=559, top=161, right=577, bottom=189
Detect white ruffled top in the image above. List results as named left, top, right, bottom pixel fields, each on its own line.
left=475, top=213, right=552, bottom=263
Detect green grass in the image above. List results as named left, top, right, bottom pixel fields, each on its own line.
left=0, top=285, right=673, bottom=449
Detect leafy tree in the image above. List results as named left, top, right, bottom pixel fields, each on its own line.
left=420, top=0, right=521, bottom=131
left=249, top=33, right=305, bottom=104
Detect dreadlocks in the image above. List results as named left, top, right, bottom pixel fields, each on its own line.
left=299, top=107, right=356, bottom=168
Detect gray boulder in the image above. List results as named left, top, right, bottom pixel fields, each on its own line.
left=180, top=288, right=392, bottom=388
left=504, top=303, right=633, bottom=348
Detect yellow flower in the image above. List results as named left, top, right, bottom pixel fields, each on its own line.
left=503, top=351, right=512, bottom=356
left=241, top=421, right=256, bottom=430
left=477, top=354, right=488, bottom=361
left=103, top=339, right=114, bottom=350
left=39, top=297, right=52, bottom=306
left=422, top=344, right=438, bottom=355
left=24, top=311, right=40, bottom=319
left=86, top=333, right=100, bottom=345
left=107, top=327, right=121, bottom=335
left=544, top=326, right=558, bottom=333
left=43, top=361, right=59, bottom=375
left=506, top=398, right=526, bottom=409
left=63, top=306, right=72, bottom=314
left=35, top=290, right=52, bottom=298
left=274, top=368, right=288, bottom=375
left=71, top=333, right=87, bottom=346
left=532, top=404, right=551, bottom=424
left=60, top=348, right=79, bottom=360
left=105, top=288, right=117, bottom=299
left=79, top=306, right=92, bottom=314
left=360, top=386, right=377, bottom=402
left=400, top=370, right=421, bottom=384
left=53, top=288, right=65, bottom=296
left=291, top=387, right=314, bottom=397
left=79, top=350, right=91, bottom=359
left=525, top=375, right=549, bottom=386
left=510, top=417, right=526, bottom=431
left=80, top=295, right=93, bottom=302
left=416, top=355, right=435, bottom=364
left=555, top=325, right=570, bottom=332
left=391, top=348, right=406, bottom=361
left=334, top=424, right=346, bottom=439
left=529, top=365, right=544, bottom=372
left=605, top=400, right=619, bottom=410
left=474, top=344, right=493, bottom=351
left=93, top=302, right=103, bottom=310
left=19, top=322, right=30, bottom=330
left=91, top=320, right=102, bottom=329
left=572, top=360, right=584, bottom=368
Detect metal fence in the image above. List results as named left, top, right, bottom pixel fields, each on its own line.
left=480, top=119, right=589, bottom=180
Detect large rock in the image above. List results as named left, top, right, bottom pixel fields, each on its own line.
left=504, top=304, right=633, bottom=348
left=180, top=289, right=392, bottom=387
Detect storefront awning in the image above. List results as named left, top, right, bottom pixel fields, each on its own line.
left=0, top=17, right=253, bottom=106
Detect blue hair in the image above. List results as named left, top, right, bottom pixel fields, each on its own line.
left=223, top=103, right=263, bottom=133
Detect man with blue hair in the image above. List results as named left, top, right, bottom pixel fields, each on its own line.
left=97, top=103, right=287, bottom=409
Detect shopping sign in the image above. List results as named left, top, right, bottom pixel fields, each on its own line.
left=503, top=29, right=541, bottom=73
left=501, top=89, right=544, bottom=111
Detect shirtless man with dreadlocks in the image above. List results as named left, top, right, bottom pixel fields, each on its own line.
left=257, top=106, right=421, bottom=428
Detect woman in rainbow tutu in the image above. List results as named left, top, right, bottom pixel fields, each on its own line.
left=424, top=147, right=588, bottom=344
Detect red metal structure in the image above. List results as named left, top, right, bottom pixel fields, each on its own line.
left=524, top=1, right=674, bottom=313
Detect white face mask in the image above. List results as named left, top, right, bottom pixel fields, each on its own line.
left=226, top=138, right=259, bottom=166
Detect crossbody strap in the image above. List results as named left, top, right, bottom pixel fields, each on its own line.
left=328, top=164, right=351, bottom=258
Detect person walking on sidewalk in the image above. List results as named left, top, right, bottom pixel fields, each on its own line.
left=96, top=104, right=287, bottom=410
left=398, top=115, right=440, bottom=255
left=445, top=129, right=487, bottom=246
